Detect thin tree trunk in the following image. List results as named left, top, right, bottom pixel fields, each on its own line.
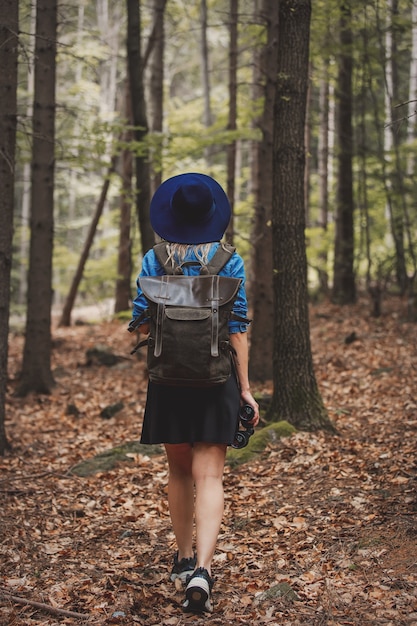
left=332, top=0, right=356, bottom=305
left=383, top=0, right=407, bottom=294
left=18, top=0, right=36, bottom=306
left=149, top=0, right=167, bottom=197
left=67, top=0, right=85, bottom=225
left=200, top=0, right=214, bottom=163
left=304, top=61, right=312, bottom=224
left=317, top=63, right=330, bottom=294
left=59, top=159, right=116, bottom=327
left=200, top=0, right=212, bottom=128
left=96, top=0, right=120, bottom=116
left=225, top=0, right=238, bottom=244
left=115, top=83, right=133, bottom=314
left=0, top=0, right=19, bottom=453
left=126, top=0, right=154, bottom=253
left=358, top=57, right=380, bottom=317
left=18, top=0, right=57, bottom=396
left=407, top=0, right=417, bottom=177
left=115, top=149, right=133, bottom=313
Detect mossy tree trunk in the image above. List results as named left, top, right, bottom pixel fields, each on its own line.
left=269, top=0, right=335, bottom=433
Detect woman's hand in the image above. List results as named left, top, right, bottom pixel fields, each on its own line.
left=229, top=333, right=260, bottom=427
left=240, top=389, right=260, bottom=427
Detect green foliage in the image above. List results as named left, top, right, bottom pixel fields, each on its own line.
left=11, top=0, right=417, bottom=315
left=306, top=225, right=334, bottom=270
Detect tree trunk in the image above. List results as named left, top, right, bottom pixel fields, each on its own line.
left=115, top=84, right=133, bottom=314
left=304, top=61, right=312, bottom=224
left=200, top=0, right=214, bottom=163
left=269, top=0, right=335, bottom=433
left=59, top=159, right=116, bottom=327
left=0, top=0, right=18, bottom=453
left=126, top=0, right=154, bottom=254
left=149, top=0, right=167, bottom=197
left=225, top=0, right=238, bottom=245
left=18, top=0, right=57, bottom=396
left=384, top=0, right=412, bottom=295
left=383, top=0, right=407, bottom=294
left=115, top=149, right=133, bottom=313
left=248, top=0, right=278, bottom=383
left=407, top=0, right=417, bottom=178
left=18, top=0, right=36, bottom=306
left=332, top=0, right=356, bottom=305
left=317, top=65, right=330, bottom=294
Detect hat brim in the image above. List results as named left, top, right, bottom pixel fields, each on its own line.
left=150, top=173, right=231, bottom=244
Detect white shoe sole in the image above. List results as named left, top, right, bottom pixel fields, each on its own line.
left=183, top=575, right=213, bottom=613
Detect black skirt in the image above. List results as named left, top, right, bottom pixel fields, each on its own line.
left=140, top=372, right=241, bottom=445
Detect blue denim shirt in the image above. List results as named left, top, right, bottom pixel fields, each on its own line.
left=131, top=243, right=250, bottom=333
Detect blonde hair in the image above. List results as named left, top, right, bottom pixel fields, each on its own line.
left=163, top=241, right=228, bottom=270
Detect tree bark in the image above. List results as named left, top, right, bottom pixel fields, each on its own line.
left=18, top=0, right=36, bottom=306
left=149, top=0, right=167, bottom=197
left=0, top=0, right=18, bottom=453
left=126, top=0, right=154, bottom=254
left=225, top=0, right=238, bottom=245
left=248, top=0, right=278, bottom=382
left=200, top=0, right=214, bottom=163
left=385, top=0, right=414, bottom=294
left=407, top=0, right=417, bottom=178
left=115, top=85, right=133, bottom=314
left=59, top=159, right=116, bottom=327
left=269, top=0, right=335, bottom=432
left=332, top=0, right=356, bottom=305
left=317, top=61, right=330, bottom=294
left=200, top=0, right=212, bottom=129
left=115, top=149, right=133, bottom=313
left=18, top=0, right=57, bottom=396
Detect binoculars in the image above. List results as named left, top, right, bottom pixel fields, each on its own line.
left=232, top=404, right=255, bottom=449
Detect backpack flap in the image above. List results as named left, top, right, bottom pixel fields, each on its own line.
left=139, top=275, right=241, bottom=308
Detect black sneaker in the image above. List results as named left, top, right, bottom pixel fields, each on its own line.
left=182, top=567, right=214, bottom=613
left=170, top=552, right=196, bottom=583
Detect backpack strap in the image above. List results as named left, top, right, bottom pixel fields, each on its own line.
left=153, top=241, right=236, bottom=276
left=153, top=242, right=180, bottom=275
left=204, top=243, right=235, bottom=275
left=210, top=275, right=220, bottom=356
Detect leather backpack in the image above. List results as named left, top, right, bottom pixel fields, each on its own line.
left=129, top=242, right=249, bottom=386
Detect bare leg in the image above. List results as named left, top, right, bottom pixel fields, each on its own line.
left=164, top=443, right=194, bottom=559
left=192, top=443, right=227, bottom=576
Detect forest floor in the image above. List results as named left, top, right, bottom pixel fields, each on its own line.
left=1, top=296, right=417, bottom=626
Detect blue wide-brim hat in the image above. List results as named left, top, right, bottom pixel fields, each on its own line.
left=149, top=173, right=231, bottom=244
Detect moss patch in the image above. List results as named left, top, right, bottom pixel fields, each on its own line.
left=226, top=421, right=296, bottom=468
left=255, top=582, right=300, bottom=603
left=70, top=441, right=163, bottom=477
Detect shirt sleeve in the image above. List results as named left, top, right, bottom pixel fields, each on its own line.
left=131, top=250, right=163, bottom=323
left=221, top=252, right=250, bottom=334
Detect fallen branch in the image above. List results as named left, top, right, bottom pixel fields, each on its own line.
left=0, top=589, right=89, bottom=620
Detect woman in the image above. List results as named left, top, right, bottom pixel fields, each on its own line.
left=130, top=172, right=259, bottom=613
